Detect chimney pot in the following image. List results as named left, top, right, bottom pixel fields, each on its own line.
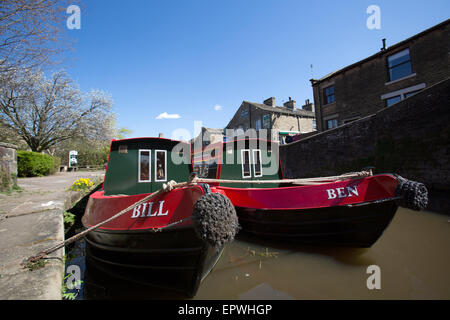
left=381, top=38, right=386, bottom=51
left=283, top=98, right=296, bottom=110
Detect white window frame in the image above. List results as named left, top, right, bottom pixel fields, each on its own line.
left=154, top=149, right=167, bottom=182
left=241, top=149, right=251, bottom=179
left=381, top=83, right=426, bottom=101
left=252, top=149, right=263, bottom=178
left=138, top=149, right=151, bottom=183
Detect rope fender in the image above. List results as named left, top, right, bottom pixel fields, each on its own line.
left=192, top=192, right=240, bottom=251
left=394, top=175, right=428, bottom=211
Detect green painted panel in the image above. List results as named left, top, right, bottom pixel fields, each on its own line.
left=103, top=138, right=191, bottom=196
left=103, top=148, right=139, bottom=195
left=218, top=143, right=281, bottom=188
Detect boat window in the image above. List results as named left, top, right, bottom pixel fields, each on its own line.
left=138, top=150, right=151, bottom=182
left=253, top=149, right=263, bottom=177
left=155, top=150, right=167, bottom=182
left=241, top=149, right=251, bottom=178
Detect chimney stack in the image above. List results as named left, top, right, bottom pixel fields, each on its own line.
left=302, top=99, right=314, bottom=112
left=263, top=97, right=276, bottom=107
left=283, top=97, right=296, bottom=110
left=158, top=133, right=163, bottom=138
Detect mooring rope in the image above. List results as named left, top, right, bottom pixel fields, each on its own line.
left=23, top=170, right=371, bottom=264
left=195, top=170, right=373, bottom=186
left=24, top=175, right=199, bottom=264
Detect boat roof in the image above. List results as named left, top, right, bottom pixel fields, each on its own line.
left=111, top=137, right=189, bottom=144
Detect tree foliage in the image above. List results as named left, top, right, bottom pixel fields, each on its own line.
left=0, top=69, right=115, bottom=152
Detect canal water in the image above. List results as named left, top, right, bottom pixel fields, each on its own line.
left=64, top=207, right=450, bottom=300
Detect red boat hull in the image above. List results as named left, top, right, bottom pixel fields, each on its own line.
left=81, top=185, right=223, bottom=297
left=217, top=174, right=399, bottom=247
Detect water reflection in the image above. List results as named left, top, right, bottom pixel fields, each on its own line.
left=64, top=208, right=450, bottom=300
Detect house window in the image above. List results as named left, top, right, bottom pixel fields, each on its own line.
left=262, top=114, right=271, bottom=128
left=253, top=149, right=262, bottom=177
left=138, top=150, right=151, bottom=182
left=240, top=109, right=249, bottom=118
left=241, top=149, right=251, bottom=178
left=387, top=48, right=413, bottom=82
left=324, top=86, right=335, bottom=104
left=255, top=119, right=261, bottom=130
left=312, top=119, right=317, bottom=130
left=326, top=118, right=338, bottom=130
left=386, top=95, right=401, bottom=107
left=155, top=150, right=167, bottom=182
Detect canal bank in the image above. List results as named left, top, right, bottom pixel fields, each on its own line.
left=0, top=171, right=104, bottom=300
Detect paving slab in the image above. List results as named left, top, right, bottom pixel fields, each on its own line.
left=0, top=171, right=104, bottom=300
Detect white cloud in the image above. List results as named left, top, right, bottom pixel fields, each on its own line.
left=214, top=104, right=223, bottom=111
left=155, top=112, right=181, bottom=119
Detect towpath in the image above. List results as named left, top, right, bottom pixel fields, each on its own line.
left=0, top=171, right=104, bottom=300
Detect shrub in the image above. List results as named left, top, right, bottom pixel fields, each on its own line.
left=51, top=156, right=61, bottom=174
left=17, top=151, right=54, bottom=177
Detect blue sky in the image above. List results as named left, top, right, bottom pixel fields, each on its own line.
left=62, top=0, right=449, bottom=139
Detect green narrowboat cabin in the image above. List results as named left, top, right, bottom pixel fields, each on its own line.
left=192, top=138, right=283, bottom=188
left=102, top=137, right=192, bottom=195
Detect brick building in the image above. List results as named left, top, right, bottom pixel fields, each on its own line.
left=225, top=97, right=316, bottom=144
left=310, top=19, right=450, bottom=132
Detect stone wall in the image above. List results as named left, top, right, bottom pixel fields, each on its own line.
left=0, top=142, right=18, bottom=192
left=280, top=78, right=450, bottom=213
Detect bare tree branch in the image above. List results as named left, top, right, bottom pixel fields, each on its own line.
left=0, top=0, right=76, bottom=73
left=0, top=69, right=116, bottom=152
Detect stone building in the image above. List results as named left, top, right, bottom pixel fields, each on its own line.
left=225, top=97, right=316, bottom=144
left=191, top=127, right=225, bottom=147
left=310, top=19, right=450, bottom=132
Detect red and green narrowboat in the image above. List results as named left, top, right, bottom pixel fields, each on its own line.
left=82, top=137, right=238, bottom=297
left=192, top=138, right=428, bottom=247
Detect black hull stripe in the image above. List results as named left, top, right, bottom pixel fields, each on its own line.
left=84, top=237, right=202, bottom=254
left=87, top=253, right=197, bottom=271
left=237, top=212, right=393, bottom=226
